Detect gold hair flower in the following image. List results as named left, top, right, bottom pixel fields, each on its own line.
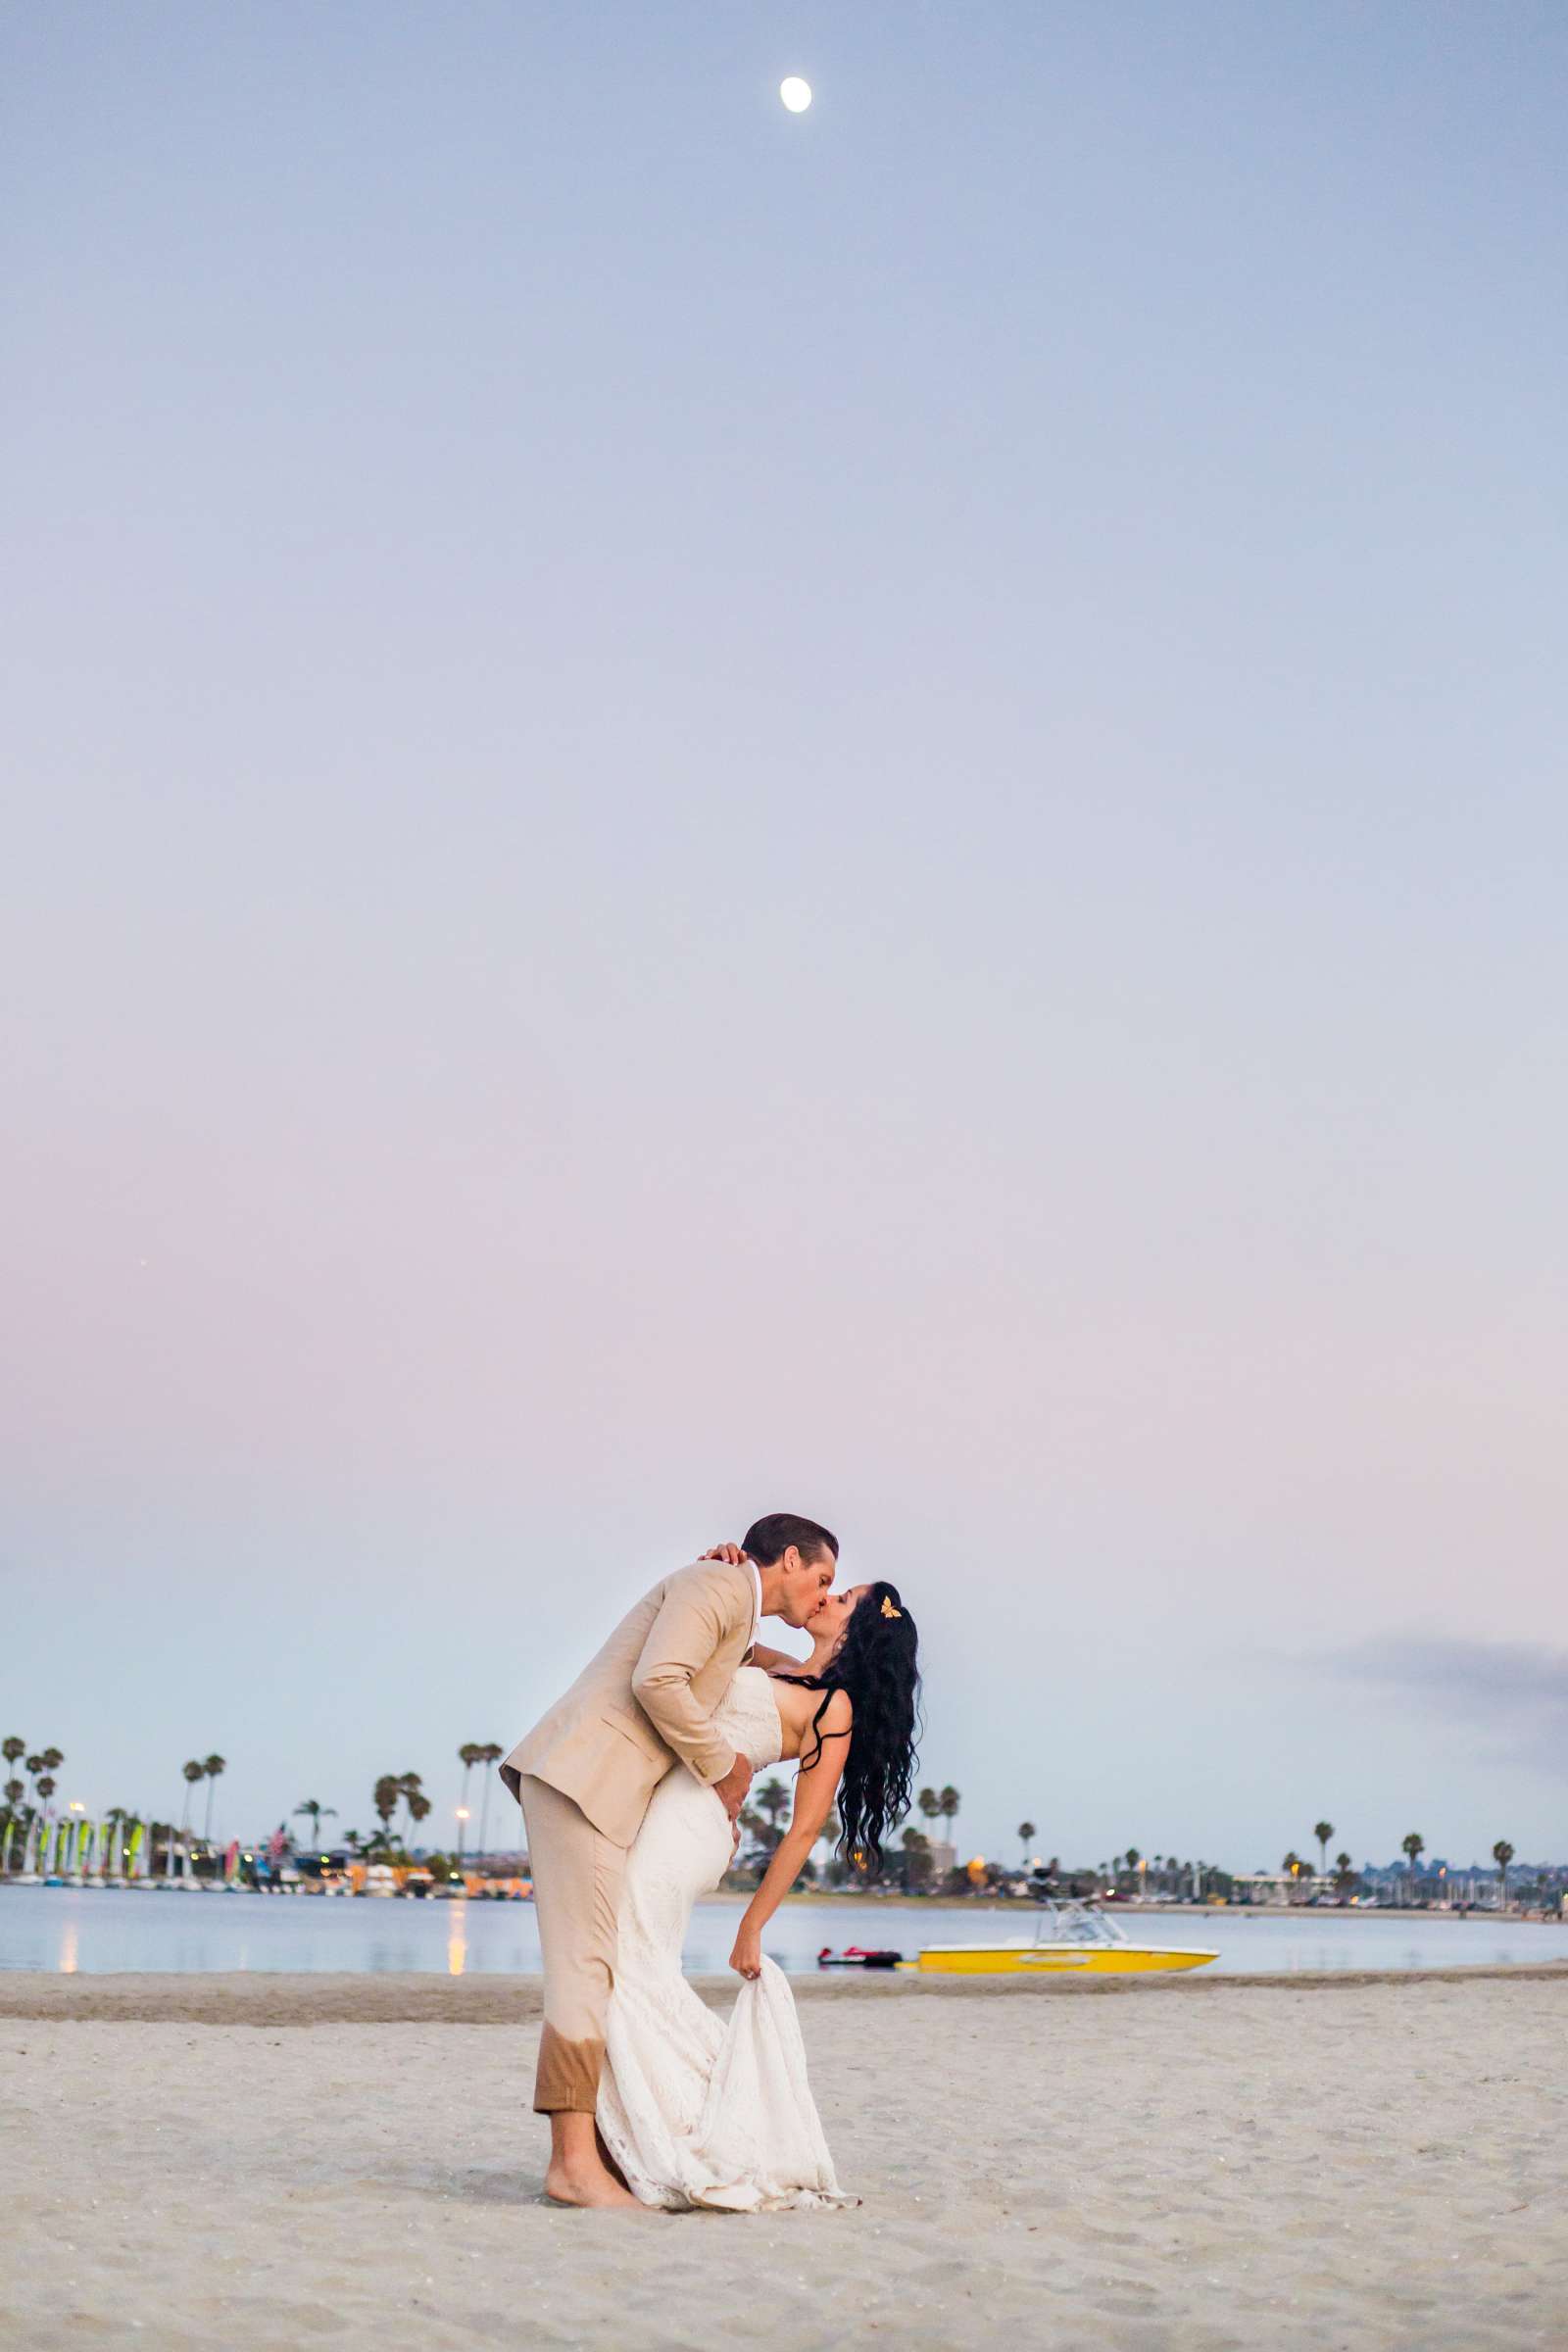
left=880, top=1594, right=902, bottom=1619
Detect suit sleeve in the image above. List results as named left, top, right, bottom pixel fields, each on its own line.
left=630, top=1564, right=750, bottom=1785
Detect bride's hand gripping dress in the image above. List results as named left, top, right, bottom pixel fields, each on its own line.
left=595, top=1666, right=855, bottom=2211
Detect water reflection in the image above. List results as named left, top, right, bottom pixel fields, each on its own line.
left=3, top=1887, right=1561, bottom=1978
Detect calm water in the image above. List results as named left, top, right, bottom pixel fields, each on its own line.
left=1, top=1886, right=1562, bottom=1977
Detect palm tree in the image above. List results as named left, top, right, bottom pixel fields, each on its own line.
left=371, top=1776, right=401, bottom=1849
left=202, top=1755, right=226, bottom=1846
left=754, top=1777, right=790, bottom=1847
left=293, top=1798, right=338, bottom=1849
left=918, top=1788, right=940, bottom=1840
left=1282, top=1850, right=1301, bottom=1901
left=457, top=1742, right=485, bottom=1862
left=2, top=1737, right=24, bottom=1791
left=394, top=1773, right=431, bottom=1851
left=32, top=1746, right=64, bottom=1829
left=1401, top=1832, right=1425, bottom=1903
left=41, top=1757, right=65, bottom=1859
left=1313, top=1820, right=1335, bottom=1880
left=179, top=1759, right=205, bottom=1831
left=939, top=1786, right=960, bottom=1854
left=1017, top=1821, right=1037, bottom=1867
left=1492, top=1839, right=1515, bottom=1911
left=472, top=1742, right=504, bottom=1865
left=1334, top=1850, right=1354, bottom=1903
left=737, top=1805, right=766, bottom=1863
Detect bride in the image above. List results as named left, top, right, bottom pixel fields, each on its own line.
left=595, top=1561, right=921, bottom=2211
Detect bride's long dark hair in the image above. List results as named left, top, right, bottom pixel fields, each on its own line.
left=776, top=1580, right=920, bottom=1877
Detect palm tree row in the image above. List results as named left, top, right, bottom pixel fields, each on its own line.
left=7, top=1731, right=1528, bottom=1913
left=2, top=1735, right=508, bottom=1867
left=1400, top=1832, right=1518, bottom=1908
left=916, top=1785, right=961, bottom=1853
left=1, top=1739, right=65, bottom=1822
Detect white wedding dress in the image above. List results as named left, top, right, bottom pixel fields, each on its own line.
left=596, top=1664, right=854, bottom=2211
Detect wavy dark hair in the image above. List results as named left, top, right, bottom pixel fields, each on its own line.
left=776, top=1580, right=920, bottom=1878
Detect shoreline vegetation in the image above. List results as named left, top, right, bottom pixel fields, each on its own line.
left=9, top=1741, right=1559, bottom=1918
left=706, top=1888, right=1568, bottom=1919
left=8, top=1878, right=1564, bottom=1925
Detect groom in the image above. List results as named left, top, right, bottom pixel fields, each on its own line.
left=499, top=1512, right=839, bottom=2208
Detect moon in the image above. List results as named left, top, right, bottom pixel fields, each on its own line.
left=779, top=76, right=812, bottom=114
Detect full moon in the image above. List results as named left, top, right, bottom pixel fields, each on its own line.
left=779, top=76, right=812, bottom=114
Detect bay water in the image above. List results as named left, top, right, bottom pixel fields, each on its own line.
left=1, top=1886, right=1561, bottom=1977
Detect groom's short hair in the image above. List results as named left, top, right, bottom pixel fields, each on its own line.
left=742, top=1512, right=839, bottom=1565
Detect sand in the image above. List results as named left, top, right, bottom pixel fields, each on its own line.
left=3, top=1971, right=1564, bottom=2350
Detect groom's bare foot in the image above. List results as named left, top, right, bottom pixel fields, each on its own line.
left=543, top=2157, right=644, bottom=2211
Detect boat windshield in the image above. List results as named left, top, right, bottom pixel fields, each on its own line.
left=1034, top=1901, right=1128, bottom=1948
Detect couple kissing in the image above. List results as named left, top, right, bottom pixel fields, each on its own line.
left=499, top=1513, right=921, bottom=2210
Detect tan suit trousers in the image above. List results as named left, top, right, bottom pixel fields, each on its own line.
left=518, top=1774, right=626, bottom=2114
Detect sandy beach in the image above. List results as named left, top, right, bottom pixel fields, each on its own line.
left=4, top=1970, right=1564, bottom=2350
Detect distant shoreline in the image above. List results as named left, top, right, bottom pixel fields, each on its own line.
left=729, top=1890, right=1566, bottom=1924
left=5, top=1882, right=1560, bottom=1927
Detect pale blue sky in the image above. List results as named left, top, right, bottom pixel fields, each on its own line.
left=4, top=3, right=1565, bottom=1871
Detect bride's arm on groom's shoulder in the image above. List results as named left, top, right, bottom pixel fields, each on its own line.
left=748, top=1642, right=804, bottom=1673
left=728, top=1691, right=852, bottom=1980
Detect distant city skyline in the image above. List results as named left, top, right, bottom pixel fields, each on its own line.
left=5, top=3, right=1565, bottom=1866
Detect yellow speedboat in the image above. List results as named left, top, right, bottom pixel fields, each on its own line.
left=916, top=1899, right=1217, bottom=1977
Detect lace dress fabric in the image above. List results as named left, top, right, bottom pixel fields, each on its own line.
left=596, top=1665, right=853, bottom=2211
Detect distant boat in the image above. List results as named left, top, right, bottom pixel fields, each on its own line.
left=917, top=1899, right=1217, bottom=1977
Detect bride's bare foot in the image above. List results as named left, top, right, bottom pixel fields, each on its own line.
left=543, top=2157, right=644, bottom=2211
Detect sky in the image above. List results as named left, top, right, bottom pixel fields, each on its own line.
left=4, top=2, right=1565, bottom=1876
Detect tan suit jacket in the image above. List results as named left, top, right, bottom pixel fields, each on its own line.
left=499, top=1558, right=757, bottom=1846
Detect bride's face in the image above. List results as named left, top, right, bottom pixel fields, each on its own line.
left=806, top=1583, right=867, bottom=1649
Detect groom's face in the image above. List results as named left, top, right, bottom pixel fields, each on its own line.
left=777, top=1544, right=837, bottom=1629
